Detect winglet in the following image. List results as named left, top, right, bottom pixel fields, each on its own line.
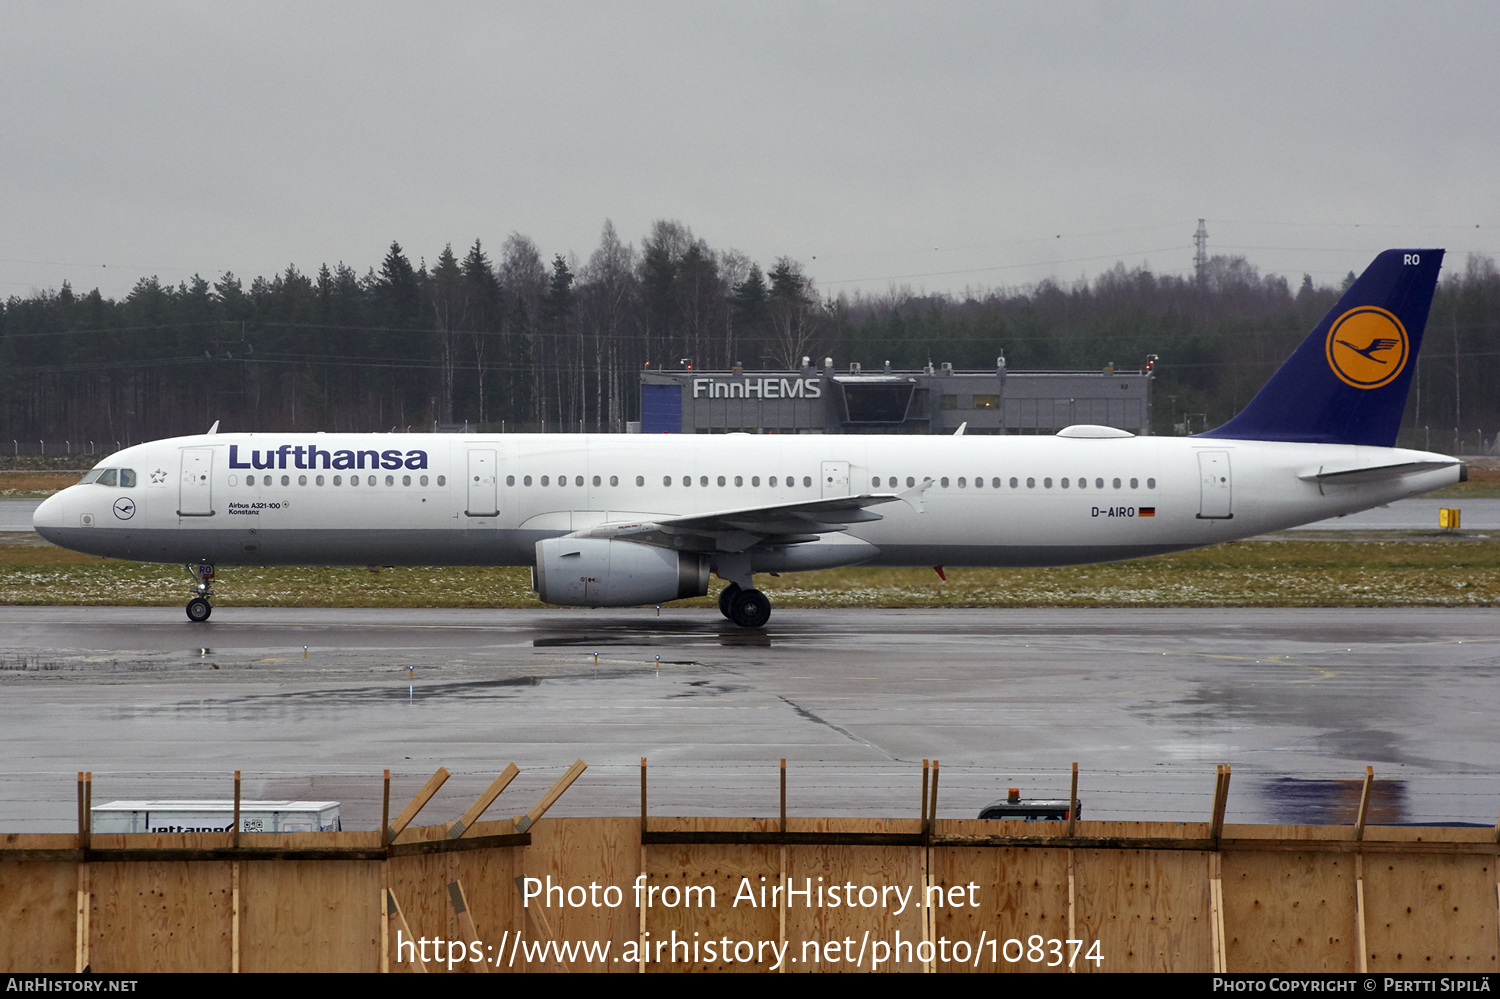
left=898, top=477, right=933, bottom=513
left=207, top=421, right=219, bottom=435
left=953, top=422, right=967, bottom=437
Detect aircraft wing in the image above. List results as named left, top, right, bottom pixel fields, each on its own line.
left=566, top=481, right=929, bottom=553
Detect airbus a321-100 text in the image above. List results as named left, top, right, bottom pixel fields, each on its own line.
left=34, top=249, right=1464, bottom=628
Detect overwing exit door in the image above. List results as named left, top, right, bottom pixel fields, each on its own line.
left=821, top=461, right=851, bottom=498
left=1197, top=451, right=1233, bottom=519
left=466, top=449, right=499, bottom=517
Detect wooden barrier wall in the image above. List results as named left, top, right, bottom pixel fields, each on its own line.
left=3, top=817, right=1497, bottom=973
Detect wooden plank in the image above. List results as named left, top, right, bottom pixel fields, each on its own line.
left=447, top=764, right=519, bottom=839
left=385, top=886, right=426, bottom=973
left=513, top=875, right=571, bottom=972
left=387, top=768, right=451, bottom=844
left=1221, top=848, right=1357, bottom=972
left=87, top=851, right=232, bottom=972
left=0, top=860, right=75, bottom=972
left=788, top=817, right=927, bottom=974
left=514, top=759, right=587, bottom=834
left=232, top=772, right=241, bottom=850
left=1362, top=852, right=1499, bottom=972
left=230, top=862, right=240, bottom=974
left=518, top=816, right=635, bottom=973
left=446, top=880, right=489, bottom=974
left=1354, top=767, right=1374, bottom=843
left=934, top=821, right=1068, bottom=973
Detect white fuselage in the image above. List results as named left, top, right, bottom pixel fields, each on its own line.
left=32, top=432, right=1462, bottom=572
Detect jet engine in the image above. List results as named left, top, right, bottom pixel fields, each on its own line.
left=534, top=538, right=709, bottom=607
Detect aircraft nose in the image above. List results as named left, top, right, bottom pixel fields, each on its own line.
left=32, top=490, right=65, bottom=531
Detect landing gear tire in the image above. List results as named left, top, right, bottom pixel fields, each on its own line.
left=718, top=582, right=741, bottom=619
left=186, top=597, right=212, bottom=623
left=728, top=588, right=772, bottom=629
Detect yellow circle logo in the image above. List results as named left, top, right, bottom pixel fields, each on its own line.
left=1325, top=306, right=1408, bottom=389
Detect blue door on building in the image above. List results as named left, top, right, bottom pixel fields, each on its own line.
left=641, top=384, right=683, bottom=433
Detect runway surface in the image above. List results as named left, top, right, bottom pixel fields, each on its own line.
left=1, top=606, right=1496, bottom=833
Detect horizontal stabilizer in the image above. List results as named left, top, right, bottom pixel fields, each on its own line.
left=1297, top=460, right=1463, bottom=485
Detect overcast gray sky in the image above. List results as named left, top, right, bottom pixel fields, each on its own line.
left=2, top=1, right=1496, bottom=302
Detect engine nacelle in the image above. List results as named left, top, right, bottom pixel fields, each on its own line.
left=534, top=538, right=709, bottom=607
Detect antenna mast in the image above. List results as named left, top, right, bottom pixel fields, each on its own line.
left=1194, top=218, right=1209, bottom=282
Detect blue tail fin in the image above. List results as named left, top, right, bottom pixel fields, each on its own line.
left=1199, top=249, right=1443, bottom=446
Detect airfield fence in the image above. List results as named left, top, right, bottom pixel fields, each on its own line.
left=1, top=761, right=1497, bottom=973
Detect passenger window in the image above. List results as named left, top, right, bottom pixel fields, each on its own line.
left=350, top=476, right=359, bottom=487
left=592, top=475, right=601, bottom=486
left=1044, top=478, right=1053, bottom=488
left=541, top=476, right=550, bottom=486
left=973, top=476, right=983, bottom=488
left=1113, top=478, right=1122, bottom=489
left=1095, top=478, right=1104, bottom=489
left=957, top=477, right=966, bottom=488
left=119, top=469, right=137, bottom=487
left=576, top=476, right=584, bottom=487
left=635, top=475, right=644, bottom=486
left=734, top=476, right=743, bottom=487
left=701, top=476, right=709, bottom=487
left=769, top=476, right=778, bottom=487
left=992, top=477, right=1000, bottom=488
left=609, top=475, right=618, bottom=486
left=1130, top=478, right=1139, bottom=489
left=368, top=475, right=377, bottom=486
left=1026, top=477, right=1035, bottom=488
left=682, top=476, right=692, bottom=487
left=1010, top=477, right=1018, bottom=488
left=906, top=477, right=915, bottom=488
left=383, top=475, right=393, bottom=486
left=98, top=469, right=118, bottom=487
left=436, top=475, right=446, bottom=486
left=872, top=477, right=880, bottom=488
left=299, top=475, right=308, bottom=486
left=317, top=475, right=326, bottom=486
left=283, top=475, right=291, bottom=486
left=333, top=475, right=343, bottom=486
left=402, top=475, right=411, bottom=486
left=717, top=476, right=726, bottom=487
left=523, top=475, right=532, bottom=486
left=663, top=476, right=672, bottom=486
left=802, top=476, right=811, bottom=487
left=420, top=475, right=428, bottom=486
left=1147, top=478, right=1156, bottom=489
left=940, top=477, right=950, bottom=488
left=1061, top=478, right=1069, bottom=489
left=506, top=475, right=515, bottom=486
left=751, top=476, right=761, bottom=487
left=1075, top=476, right=1085, bottom=489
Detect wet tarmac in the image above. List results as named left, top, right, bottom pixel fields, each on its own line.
left=1, top=606, right=1497, bottom=833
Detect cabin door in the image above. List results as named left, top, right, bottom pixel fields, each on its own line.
left=821, top=460, right=851, bottom=498
left=178, top=448, right=215, bottom=516
left=1197, top=451, right=1233, bottom=519
left=466, top=449, right=499, bottom=517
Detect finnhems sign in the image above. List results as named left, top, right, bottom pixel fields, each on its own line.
left=691, top=377, right=822, bottom=400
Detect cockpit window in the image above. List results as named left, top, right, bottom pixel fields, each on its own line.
left=119, top=469, right=137, bottom=487
left=97, top=469, right=118, bottom=487
left=80, top=469, right=105, bottom=485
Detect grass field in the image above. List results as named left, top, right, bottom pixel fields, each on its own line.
left=3, top=532, right=1498, bottom=608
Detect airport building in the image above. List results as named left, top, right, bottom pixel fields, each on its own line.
left=639, top=356, right=1155, bottom=434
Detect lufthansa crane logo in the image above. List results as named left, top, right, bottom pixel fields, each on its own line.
left=1325, top=306, right=1409, bottom=389
left=113, top=497, right=136, bottom=520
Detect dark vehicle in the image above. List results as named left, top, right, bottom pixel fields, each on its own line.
left=978, top=788, right=1079, bottom=822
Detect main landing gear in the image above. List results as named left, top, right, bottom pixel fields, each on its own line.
left=185, top=563, right=215, bottom=622
left=717, top=582, right=772, bottom=629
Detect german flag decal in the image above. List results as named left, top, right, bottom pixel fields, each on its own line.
left=1138, top=507, right=1156, bottom=517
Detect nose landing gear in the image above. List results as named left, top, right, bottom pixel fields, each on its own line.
left=185, top=563, right=215, bottom=622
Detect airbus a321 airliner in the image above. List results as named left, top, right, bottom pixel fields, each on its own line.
left=34, top=249, right=1463, bottom=628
